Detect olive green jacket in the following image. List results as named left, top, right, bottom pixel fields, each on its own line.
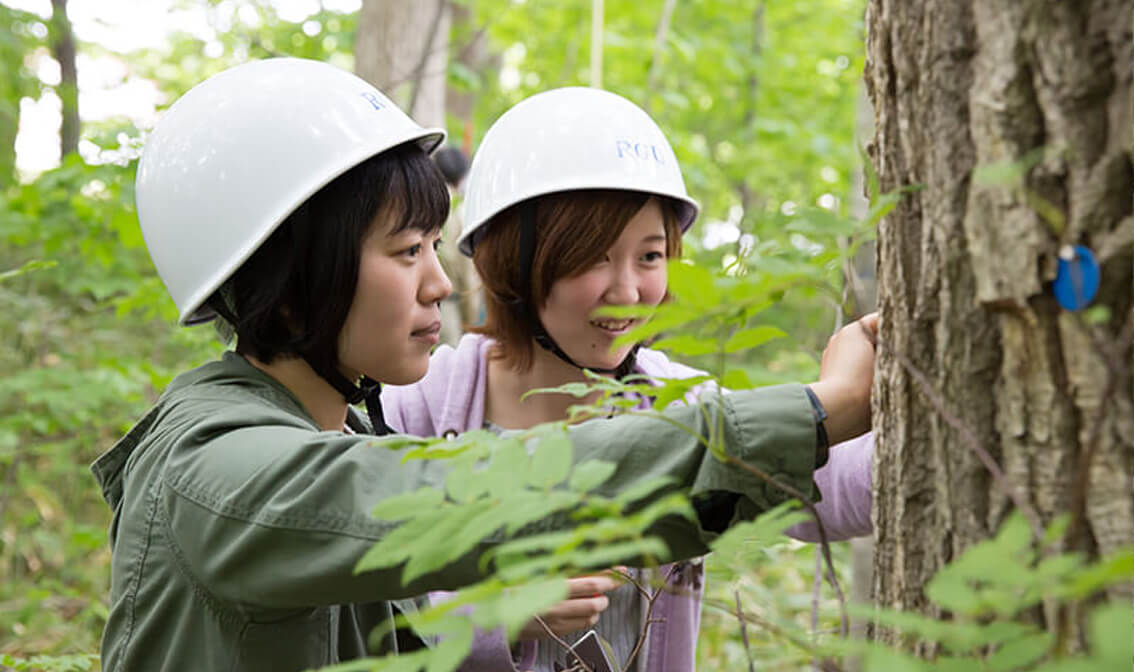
left=91, top=352, right=818, bottom=671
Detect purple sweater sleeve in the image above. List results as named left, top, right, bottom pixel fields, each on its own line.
left=634, top=348, right=874, bottom=543
left=785, top=431, right=873, bottom=542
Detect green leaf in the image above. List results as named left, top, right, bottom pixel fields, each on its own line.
left=528, top=434, right=573, bottom=488
left=371, top=488, right=446, bottom=522
left=667, top=260, right=720, bottom=303
left=425, top=621, right=475, bottom=672
left=984, top=632, right=1053, bottom=672
left=571, top=538, right=671, bottom=570
left=569, top=460, right=618, bottom=493
left=0, top=258, right=57, bottom=281
left=484, top=439, right=530, bottom=499
left=651, top=333, right=721, bottom=357
left=355, top=509, right=449, bottom=573
left=614, top=476, right=679, bottom=509
left=1056, top=547, right=1134, bottom=599
left=502, top=491, right=582, bottom=535
left=1088, top=602, right=1133, bottom=667
left=403, top=501, right=497, bottom=584
left=709, top=501, right=810, bottom=558
left=494, top=578, right=569, bottom=639
left=720, top=368, right=754, bottom=390
left=723, top=326, right=787, bottom=353
left=649, top=375, right=713, bottom=408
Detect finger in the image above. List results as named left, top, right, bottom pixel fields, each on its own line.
left=538, top=617, right=600, bottom=638
left=858, top=312, right=879, bottom=340
left=544, top=595, right=610, bottom=620
left=566, top=575, right=623, bottom=598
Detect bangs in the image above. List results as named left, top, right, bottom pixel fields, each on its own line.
left=383, top=142, right=451, bottom=235
left=472, top=189, right=684, bottom=372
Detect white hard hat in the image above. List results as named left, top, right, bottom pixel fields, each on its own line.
left=457, top=87, right=700, bottom=256
left=136, top=57, right=445, bottom=325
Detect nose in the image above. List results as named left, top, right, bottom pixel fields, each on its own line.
left=602, top=263, right=641, bottom=305
left=421, top=246, right=453, bottom=305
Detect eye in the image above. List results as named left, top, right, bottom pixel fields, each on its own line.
left=641, top=251, right=666, bottom=263
left=401, top=243, right=423, bottom=258
left=432, top=237, right=443, bottom=251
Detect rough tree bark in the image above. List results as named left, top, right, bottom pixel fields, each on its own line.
left=354, top=0, right=450, bottom=129
left=864, top=0, right=1133, bottom=652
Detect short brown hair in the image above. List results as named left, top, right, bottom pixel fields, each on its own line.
left=471, top=189, right=683, bottom=371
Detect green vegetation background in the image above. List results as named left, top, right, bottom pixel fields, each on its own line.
left=0, top=1, right=868, bottom=668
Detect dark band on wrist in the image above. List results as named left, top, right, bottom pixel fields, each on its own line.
left=804, top=386, right=830, bottom=469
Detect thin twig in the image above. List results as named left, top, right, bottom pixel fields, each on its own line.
left=621, top=563, right=678, bottom=672
left=406, top=0, right=448, bottom=115
left=0, top=454, right=21, bottom=530
left=644, top=0, right=677, bottom=111
left=866, top=323, right=1047, bottom=541
left=1055, top=305, right=1134, bottom=654
left=811, top=546, right=823, bottom=671
left=723, top=455, right=849, bottom=636
left=536, top=616, right=594, bottom=672
left=702, top=596, right=819, bottom=653
left=735, top=589, right=757, bottom=672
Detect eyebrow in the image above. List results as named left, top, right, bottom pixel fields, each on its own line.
left=641, top=234, right=667, bottom=243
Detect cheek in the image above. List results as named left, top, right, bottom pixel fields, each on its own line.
left=348, top=258, right=413, bottom=335
left=544, top=275, right=603, bottom=319
left=643, top=270, right=668, bottom=305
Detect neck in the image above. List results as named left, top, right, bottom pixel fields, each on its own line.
left=485, top=342, right=608, bottom=430
left=244, top=352, right=349, bottom=431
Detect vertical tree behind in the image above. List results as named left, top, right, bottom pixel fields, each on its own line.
left=0, top=7, right=45, bottom=184
left=50, top=0, right=78, bottom=157
left=354, top=0, right=451, bottom=129
left=864, top=0, right=1133, bottom=650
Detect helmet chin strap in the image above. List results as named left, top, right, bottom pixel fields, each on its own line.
left=208, top=295, right=393, bottom=435
left=512, top=202, right=639, bottom=379
left=305, top=361, right=393, bottom=436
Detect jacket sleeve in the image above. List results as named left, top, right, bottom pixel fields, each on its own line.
left=638, top=348, right=873, bottom=543
left=161, top=384, right=817, bottom=610
left=785, top=431, right=873, bottom=542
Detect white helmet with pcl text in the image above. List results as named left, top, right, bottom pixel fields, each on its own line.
left=457, top=87, right=700, bottom=256
left=136, top=58, right=445, bottom=325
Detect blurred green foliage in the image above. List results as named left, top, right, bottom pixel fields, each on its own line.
left=0, top=0, right=866, bottom=666
left=9, top=2, right=1123, bottom=672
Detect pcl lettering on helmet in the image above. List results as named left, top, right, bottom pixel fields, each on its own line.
left=615, top=140, right=665, bottom=164
left=360, top=92, right=385, bottom=111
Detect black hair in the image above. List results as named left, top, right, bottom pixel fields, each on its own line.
left=432, top=146, right=469, bottom=188
left=210, top=141, right=449, bottom=374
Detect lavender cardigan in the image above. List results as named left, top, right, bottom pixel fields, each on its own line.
left=381, top=334, right=873, bottom=671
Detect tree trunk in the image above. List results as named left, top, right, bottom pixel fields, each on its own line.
left=864, top=0, right=1133, bottom=652
left=440, top=0, right=486, bottom=340
left=354, top=0, right=450, bottom=128
left=50, top=0, right=78, bottom=158
left=0, top=85, right=19, bottom=186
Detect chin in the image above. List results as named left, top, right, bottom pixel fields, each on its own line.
left=578, top=356, right=626, bottom=372
left=373, top=362, right=429, bottom=386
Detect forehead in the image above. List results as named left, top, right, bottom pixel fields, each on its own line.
left=367, top=200, right=443, bottom=241
left=617, top=198, right=667, bottom=239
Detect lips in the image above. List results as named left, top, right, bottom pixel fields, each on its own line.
left=589, top=318, right=636, bottom=334
left=411, top=321, right=442, bottom=337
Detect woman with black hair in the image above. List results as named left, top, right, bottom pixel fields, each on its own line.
left=93, top=59, right=875, bottom=672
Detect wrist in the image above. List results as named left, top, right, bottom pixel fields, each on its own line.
left=807, top=380, right=869, bottom=445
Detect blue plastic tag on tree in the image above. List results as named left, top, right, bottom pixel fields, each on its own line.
left=1053, top=245, right=1100, bottom=311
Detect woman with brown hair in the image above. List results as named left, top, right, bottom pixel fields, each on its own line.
left=382, top=87, right=875, bottom=671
